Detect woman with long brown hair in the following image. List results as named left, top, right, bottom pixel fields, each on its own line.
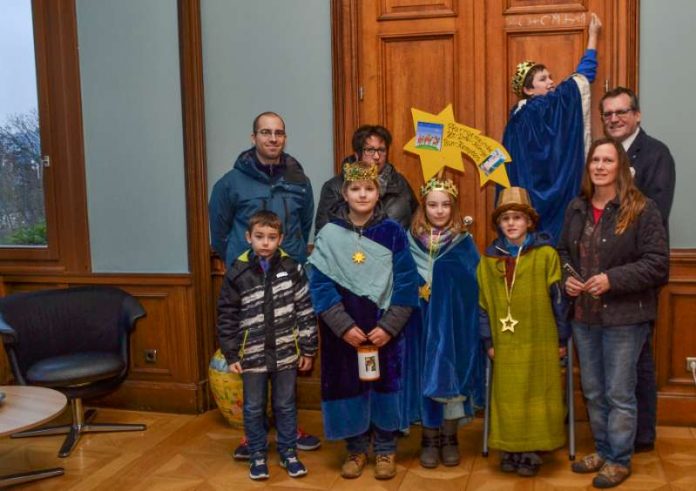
left=557, top=138, right=668, bottom=488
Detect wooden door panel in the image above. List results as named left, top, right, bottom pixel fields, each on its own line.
left=380, top=0, right=457, bottom=19
left=504, top=0, right=587, bottom=14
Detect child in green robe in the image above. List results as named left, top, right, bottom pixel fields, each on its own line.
left=477, top=187, right=569, bottom=477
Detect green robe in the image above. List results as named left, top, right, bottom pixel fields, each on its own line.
left=478, top=244, right=565, bottom=452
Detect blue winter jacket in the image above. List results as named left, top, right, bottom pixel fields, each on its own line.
left=209, top=148, right=314, bottom=266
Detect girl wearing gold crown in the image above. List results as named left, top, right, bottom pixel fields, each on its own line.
left=306, top=161, right=419, bottom=480
left=503, top=13, right=601, bottom=244
left=478, top=187, right=570, bottom=477
left=403, top=176, right=484, bottom=468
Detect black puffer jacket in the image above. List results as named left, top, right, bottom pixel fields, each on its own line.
left=557, top=196, right=669, bottom=326
left=314, top=159, right=418, bottom=232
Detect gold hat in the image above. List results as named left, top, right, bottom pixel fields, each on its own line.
left=343, top=161, right=379, bottom=182
left=420, top=176, right=458, bottom=199
left=511, top=60, right=537, bottom=98
left=492, top=187, right=539, bottom=228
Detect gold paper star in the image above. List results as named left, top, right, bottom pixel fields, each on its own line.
left=403, top=104, right=511, bottom=188
left=500, top=312, right=518, bottom=333
left=418, top=283, right=431, bottom=302
left=352, top=251, right=366, bottom=264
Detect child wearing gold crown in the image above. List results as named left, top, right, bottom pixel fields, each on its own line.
left=477, top=187, right=570, bottom=477
left=403, top=176, right=484, bottom=468
left=503, top=13, right=601, bottom=244
left=306, top=161, right=419, bottom=480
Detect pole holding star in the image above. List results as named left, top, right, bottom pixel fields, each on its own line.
left=403, top=104, right=511, bottom=188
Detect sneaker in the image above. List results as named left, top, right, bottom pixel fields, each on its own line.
left=248, top=454, right=269, bottom=481
left=233, top=437, right=250, bottom=460
left=516, top=452, right=542, bottom=477
left=592, top=463, right=631, bottom=488
left=374, top=453, right=397, bottom=480
left=297, top=427, right=321, bottom=451
left=571, top=452, right=606, bottom=474
left=341, top=453, right=367, bottom=479
left=280, top=451, right=308, bottom=478
left=500, top=452, right=519, bottom=473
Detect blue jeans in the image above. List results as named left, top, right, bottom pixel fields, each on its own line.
left=242, top=368, right=297, bottom=457
left=635, top=324, right=657, bottom=445
left=346, top=425, right=397, bottom=455
left=572, top=322, right=649, bottom=466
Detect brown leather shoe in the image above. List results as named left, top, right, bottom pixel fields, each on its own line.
left=571, top=453, right=606, bottom=474
left=592, top=463, right=631, bottom=488
left=374, top=453, right=397, bottom=480
left=340, top=453, right=367, bottom=479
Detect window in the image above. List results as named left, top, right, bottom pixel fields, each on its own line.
left=0, top=0, right=89, bottom=270
left=0, top=1, right=47, bottom=248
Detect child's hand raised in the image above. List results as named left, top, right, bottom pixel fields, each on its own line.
left=229, top=362, right=243, bottom=374
left=342, top=326, right=367, bottom=347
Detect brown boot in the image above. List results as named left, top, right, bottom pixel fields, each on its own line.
left=571, top=453, right=606, bottom=474
left=440, top=419, right=460, bottom=466
left=420, top=427, right=440, bottom=468
left=592, top=463, right=631, bottom=488
left=340, top=453, right=367, bottom=479
left=374, top=453, right=397, bottom=480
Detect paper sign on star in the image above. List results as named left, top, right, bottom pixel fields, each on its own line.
left=403, top=104, right=511, bottom=188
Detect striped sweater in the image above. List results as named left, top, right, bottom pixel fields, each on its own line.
left=217, top=249, right=318, bottom=373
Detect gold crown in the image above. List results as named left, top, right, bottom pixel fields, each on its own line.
left=420, top=177, right=458, bottom=199
left=511, top=60, right=537, bottom=97
left=343, top=161, right=379, bottom=182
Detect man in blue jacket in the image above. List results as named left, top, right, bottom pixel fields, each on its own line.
left=209, top=111, right=314, bottom=267
left=208, top=111, right=319, bottom=457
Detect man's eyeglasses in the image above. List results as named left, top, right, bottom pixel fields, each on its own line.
left=600, top=108, right=634, bottom=121
left=256, top=129, right=286, bottom=138
left=362, top=147, right=387, bottom=156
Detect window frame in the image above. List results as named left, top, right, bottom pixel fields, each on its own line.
left=0, top=0, right=90, bottom=272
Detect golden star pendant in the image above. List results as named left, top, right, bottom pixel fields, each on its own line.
left=418, top=283, right=431, bottom=301
left=352, top=251, right=366, bottom=264
left=500, top=312, right=518, bottom=333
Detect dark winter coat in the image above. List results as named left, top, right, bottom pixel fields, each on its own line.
left=216, top=249, right=317, bottom=372
left=557, top=196, right=669, bottom=326
left=209, top=148, right=314, bottom=266
left=314, top=160, right=417, bottom=232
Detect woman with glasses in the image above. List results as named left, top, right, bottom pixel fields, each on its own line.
left=315, top=125, right=417, bottom=232
left=503, top=13, right=601, bottom=243
left=557, top=138, right=668, bottom=488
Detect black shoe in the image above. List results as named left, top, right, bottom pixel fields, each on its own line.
left=634, top=441, right=654, bottom=453
left=516, top=452, right=542, bottom=477
left=500, top=452, right=519, bottom=473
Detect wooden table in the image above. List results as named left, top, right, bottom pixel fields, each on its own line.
left=0, top=385, right=67, bottom=488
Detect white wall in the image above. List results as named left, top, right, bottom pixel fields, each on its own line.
left=77, top=0, right=189, bottom=272
left=201, top=0, right=334, bottom=237
left=640, top=0, right=696, bottom=247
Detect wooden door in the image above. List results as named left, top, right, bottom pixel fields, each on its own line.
left=332, top=0, right=637, bottom=249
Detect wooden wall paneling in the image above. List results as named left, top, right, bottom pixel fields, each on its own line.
left=0, top=274, right=207, bottom=413
left=177, top=0, right=216, bottom=412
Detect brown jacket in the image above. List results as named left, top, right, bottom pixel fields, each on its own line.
left=557, top=196, right=668, bottom=326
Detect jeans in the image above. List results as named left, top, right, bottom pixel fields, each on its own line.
left=635, top=324, right=657, bottom=445
left=242, top=368, right=297, bottom=457
left=346, top=425, right=397, bottom=455
left=572, top=322, right=649, bottom=466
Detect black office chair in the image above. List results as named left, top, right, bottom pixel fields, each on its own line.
left=0, top=286, right=147, bottom=457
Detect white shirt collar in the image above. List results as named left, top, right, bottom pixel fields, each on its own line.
left=621, top=127, right=641, bottom=151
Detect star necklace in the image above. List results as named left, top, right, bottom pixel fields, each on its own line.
left=419, top=228, right=442, bottom=302
left=500, top=246, right=523, bottom=333
left=352, top=226, right=366, bottom=264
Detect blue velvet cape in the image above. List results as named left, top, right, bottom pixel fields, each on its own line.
left=502, top=77, right=586, bottom=244
left=307, top=217, right=419, bottom=440
left=403, top=233, right=485, bottom=428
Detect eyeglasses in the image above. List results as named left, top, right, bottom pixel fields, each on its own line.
left=601, top=108, right=634, bottom=121
left=362, top=147, right=387, bottom=156
left=256, top=129, right=286, bottom=138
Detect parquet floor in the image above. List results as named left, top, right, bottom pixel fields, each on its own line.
left=1, top=407, right=695, bottom=490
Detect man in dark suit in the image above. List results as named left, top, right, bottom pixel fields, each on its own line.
left=600, top=87, right=676, bottom=453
